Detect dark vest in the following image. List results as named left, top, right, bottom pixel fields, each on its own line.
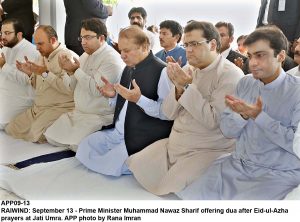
left=103, top=52, right=173, bottom=155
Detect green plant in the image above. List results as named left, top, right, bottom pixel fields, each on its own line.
left=102, top=0, right=119, bottom=6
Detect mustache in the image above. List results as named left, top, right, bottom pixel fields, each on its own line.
left=132, top=22, right=141, bottom=26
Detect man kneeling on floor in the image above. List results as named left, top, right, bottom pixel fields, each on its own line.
left=75, top=26, right=173, bottom=176
left=5, top=25, right=76, bottom=143
left=179, top=26, right=300, bottom=200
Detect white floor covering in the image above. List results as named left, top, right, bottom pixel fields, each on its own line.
left=0, top=131, right=177, bottom=200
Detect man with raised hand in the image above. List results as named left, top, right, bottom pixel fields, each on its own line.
left=76, top=26, right=173, bottom=176
left=0, top=18, right=39, bottom=129
left=5, top=25, right=76, bottom=143
left=44, top=18, right=124, bottom=151
left=179, top=26, right=300, bottom=200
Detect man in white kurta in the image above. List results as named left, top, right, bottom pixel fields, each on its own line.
left=44, top=18, right=124, bottom=150
left=5, top=25, right=76, bottom=143
left=127, top=21, right=244, bottom=195
left=0, top=19, right=39, bottom=129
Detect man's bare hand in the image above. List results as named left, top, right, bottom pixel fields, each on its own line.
left=16, top=56, right=47, bottom=76
left=106, top=5, right=113, bottom=16
left=97, top=76, right=116, bottom=98
left=114, top=79, right=141, bottom=103
left=225, top=95, right=263, bottom=119
left=58, top=54, right=79, bottom=75
left=167, top=62, right=192, bottom=95
left=166, top=55, right=182, bottom=66
left=234, top=57, right=244, bottom=69
left=0, top=52, right=6, bottom=68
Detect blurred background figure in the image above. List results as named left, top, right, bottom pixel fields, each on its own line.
left=0, top=0, right=35, bottom=43
left=63, top=0, right=112, bottom=55
left=155, top=20, right=186, bottom=67
left=256, top=0, right=300, bottom=43
left=147, top=25, right=158, bottom=34
left=236, top=35, right=248, bottom=57
left=128, top=7, right=160, bottom=53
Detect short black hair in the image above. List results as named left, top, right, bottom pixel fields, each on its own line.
left=215, top=21, right=234, bottom=37
left=244, top=26, right=288, bottom=56
left=184, top=21, right=221, bottom=52
left=2, top=18, right=25, bottom=36
left=128, top=7, right=147, bottom=19
left=159, top=20, right=183, bottom=43
left=81, top=18, right=107, bottom=40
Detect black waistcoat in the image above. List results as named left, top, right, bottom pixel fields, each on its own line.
left=103, top=52, right=173, bottom=155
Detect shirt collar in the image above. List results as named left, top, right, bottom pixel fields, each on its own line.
left=221, top=47, right=231, bottom=59
left=164, top=45, right=180, bottom=54
left=11, top=38, right=26, bottom=52
left=89, top=42, right=108, bottom=56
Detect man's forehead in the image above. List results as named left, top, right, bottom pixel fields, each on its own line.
left=1, top=23, right=13, bottom=31
left=183, top=30, right=204, bottom=40
left=130, top=12, right=142, bottom=18
left=247, top=39, right=271, bottom=49
left=160, top=28, right=171, bottom=32
left=81, top=28, right=96, bottom=35
left=247, top=41, right=273, bottom=54
left=118, top=37, right=135, bottom=47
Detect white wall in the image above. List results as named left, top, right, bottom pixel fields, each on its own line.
left=38, top=0, right=66, bottom=44
left=38, top=0, right=261, bottom=49
left=107, top=0, right=261, bottom=49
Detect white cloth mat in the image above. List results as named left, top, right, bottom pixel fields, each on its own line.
left=0, top=131, right=66, bottom=164
left=0, top=158, right=177, bottom=200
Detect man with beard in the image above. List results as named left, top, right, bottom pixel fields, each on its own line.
left=0, top=18, right=39, bottom=129
left=128, top=7, right=159, bottom=53
left=155, top=20, right=187, bottom=67
left=0, top=0, right=35, bottom=43
left=287, top=37, right=300, bottom=76
left=5, top=25, right=76, bottom=143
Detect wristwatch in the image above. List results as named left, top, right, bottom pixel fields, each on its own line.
left=42, top=71, right=48, bottom=78
left=183, top=84, right=190, bottom=90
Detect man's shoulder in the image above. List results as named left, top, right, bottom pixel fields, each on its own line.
left=285, top=72, right=300, bottom=87
left=155, top=49, right=164, bottom=58
left=58, top=45, right=79, bottom=59
left=287, top=66, right=299, bottom=76
left=152, top=54, right=167, bottom=68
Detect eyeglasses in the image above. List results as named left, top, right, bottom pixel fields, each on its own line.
left=78, top=35, right=98, bottom=41
left=0, top=31, right=15, bottom=36
left=182, top=40, right=209, bottom=48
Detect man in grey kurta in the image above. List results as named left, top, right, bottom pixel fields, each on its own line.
left=5, top=25, right=76, bottom=143
left=179, top=26, right=300, bottom=200
left=127, top=21, right=243, bottom=195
